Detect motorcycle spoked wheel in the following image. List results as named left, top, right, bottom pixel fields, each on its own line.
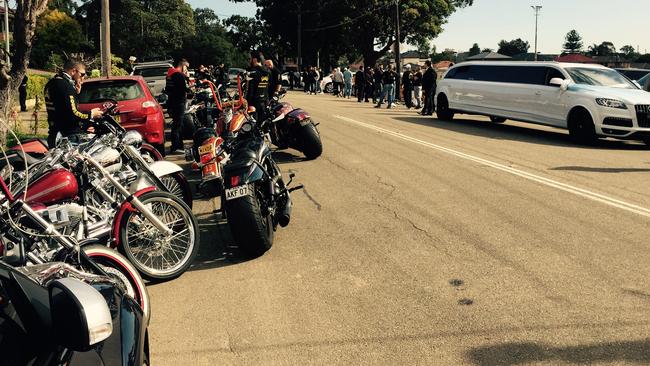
left=118, top=191, right=200, bottom=282
left=224, top=187, right=274, bottom=258
left=159, top=171, right=193, bottom=209
left=82, top=245, right=151, bottom=322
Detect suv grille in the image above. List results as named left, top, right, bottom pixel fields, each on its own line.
left=636, top=105, right=650, bottom=127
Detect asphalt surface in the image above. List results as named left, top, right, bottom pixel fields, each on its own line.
left=149, top=91, right=650, bottom=365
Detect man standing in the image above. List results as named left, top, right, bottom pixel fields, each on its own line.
left=166, top=58, right=191, bottom=153
left=246, top=50, right=271, bottom=122
left=364, top=67, right=374, bottom=103
left=45, top=60, right=102, bottom=148
left=264, top=59, right=282, bottom=98
left=373, top=65, right=383, bottom=103
left=354, top=66, right=365, bottom=102
left=333, top=67, right=344, bottom=97
left=402, top=65, right=413, bottom=109
left=375, top=65, right=397, bottom=109
left=413, top=67, right=423, bottom=109
left=19, top=75, right=28, bottom=112
left=343, top=67, right=353, bottom=98
left=421, top=60, right=436, bottom=116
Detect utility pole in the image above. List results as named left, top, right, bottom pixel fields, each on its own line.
left=297, top=2, right=302, bottom=71
left=531, top=5, right=542, bottom=61
left=395, top=0, right=401, bottom=101
left=101, top=0, right=112, bottom=77
left=4, top=0, right=9, bottom=66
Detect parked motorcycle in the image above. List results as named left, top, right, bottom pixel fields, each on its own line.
left=268, top=90, right=323, bottom=160
left=0, top=261, right=149, bottom=365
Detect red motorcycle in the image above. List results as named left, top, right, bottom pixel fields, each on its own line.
left=268, top=90, right=322, bottom=160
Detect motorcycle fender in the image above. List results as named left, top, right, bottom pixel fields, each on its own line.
left=111, top=187, right=156, bottom=248
left=223, top=163, right=264, bottom=189
left=129, top=161, right=182, bottom=192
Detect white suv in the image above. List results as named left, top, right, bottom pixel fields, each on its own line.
left=435, top=61, right=650, bottom=145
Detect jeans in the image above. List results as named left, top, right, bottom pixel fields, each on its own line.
left=413, top=86, right=422, bottom=108
left=377, top=84, right=395, bottom=106
left=344, top=82, right=352, bottom=97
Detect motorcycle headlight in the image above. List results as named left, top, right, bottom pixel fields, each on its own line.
left=241, top=122, right=253, bottom=133
left=596, top=98, right=628, bottom=109
left=123, top=130, right=143, bottom=147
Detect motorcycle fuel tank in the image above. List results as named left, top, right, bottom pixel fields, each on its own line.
left=25, top=168, right=79, bottom=205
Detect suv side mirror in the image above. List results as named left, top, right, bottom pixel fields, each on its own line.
left=49, top=278, right=113, bottom=351
left=550, top=78, right=570, bottom=91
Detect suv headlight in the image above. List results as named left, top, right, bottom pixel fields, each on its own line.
left=596, top=98, right=628, bottom=109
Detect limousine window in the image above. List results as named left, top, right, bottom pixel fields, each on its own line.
left=446, top=65, right=557, bottom=85
left=566, top=67, right=637, bottom=89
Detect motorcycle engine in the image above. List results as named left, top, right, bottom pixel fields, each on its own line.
left=40, top=203, right=85, bottom=229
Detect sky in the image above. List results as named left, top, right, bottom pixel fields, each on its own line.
left=188, top=0, right=650, bottom=55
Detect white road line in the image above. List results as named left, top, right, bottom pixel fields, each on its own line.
left=333, top=114, right=650, bottom=219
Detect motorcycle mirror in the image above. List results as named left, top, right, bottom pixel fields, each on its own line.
left=247, top=106, right=257, bottom=114
left=49, top=278, right=113, bottom=351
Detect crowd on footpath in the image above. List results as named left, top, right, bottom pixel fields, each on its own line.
left=289, top=60, right=439, bottom=116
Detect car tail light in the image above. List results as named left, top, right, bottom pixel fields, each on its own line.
left=200, top=153, right=215, bottom=164
left=142, top=100, right=158, bottom=115
left=231, top=176, right=240, bottom=187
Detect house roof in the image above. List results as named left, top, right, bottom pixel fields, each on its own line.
left=466, top=52, right=512, bottom=60
left=554, top=54, right=596, bottom=63
left=400, top=50, right=427, bottom=59
left=433, top=61, right=454, bottom=69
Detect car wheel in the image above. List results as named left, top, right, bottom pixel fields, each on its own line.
left=324, top=83, right=333, bottom=93
left=436, top=94, right=455, bottom=121
left=568, top=109, right=597, bottom=145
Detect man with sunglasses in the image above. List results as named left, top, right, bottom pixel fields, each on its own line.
left=45, top=59, right=102, bottom=148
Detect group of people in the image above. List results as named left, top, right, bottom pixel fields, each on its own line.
left=301, top=66, right=325, bottom=95
left=352, top=60, right=438, bottom=115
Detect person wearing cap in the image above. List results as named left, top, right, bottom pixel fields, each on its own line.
left=246, top=50, right=271, bottom=121
left=402, top=65, right=414, bottom=109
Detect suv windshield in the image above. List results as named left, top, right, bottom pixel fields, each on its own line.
left=79, top=80, right=144, bottom=103
left=133, top=66, right=170, bottom=78
left=566, top=67, right=637, bottom=89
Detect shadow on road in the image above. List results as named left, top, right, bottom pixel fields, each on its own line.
left=467, top=339, right=650, bottom=366
left=392, top=115, right=649, bottom=151
left=550, top=166, right=650, bottom=173
left=272, top=149, right=306, bottom=164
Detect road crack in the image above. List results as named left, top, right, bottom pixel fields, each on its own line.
left=376, top=175, right=396, bottom=197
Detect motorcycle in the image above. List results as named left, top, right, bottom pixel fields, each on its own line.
left=0, top=261, right=149, bottom=365
left=268, top=90, right=323, bottom=160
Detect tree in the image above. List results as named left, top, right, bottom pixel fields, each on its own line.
left=48, top=0, right=76, bottom=14
left=620, top=45, right=638, bottom=59
left=31, top=9, right=87, bottom=69
left=481, top=48, right=493, bottom=53
left=637, top=54, right=650, bottom=63
left=562, top=30, right=583, bottom=54
left=497, top=38, right=530, bottom=56
left=588, top=41, right=616, bottom=56
left=469, top=43, right=480, bottom=56
left=0, top=0, right=51, bottom=146
left=224, top=15, right=283, bottom=62
left=234, top=0, right=474, bottom=69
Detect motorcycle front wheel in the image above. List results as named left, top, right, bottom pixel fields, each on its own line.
left=118, top=191, right=200, bottom=282
left=224, top=190, right=274, bottom=258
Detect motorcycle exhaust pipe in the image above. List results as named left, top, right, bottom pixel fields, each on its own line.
left=278, top=195, right=292, bottom=228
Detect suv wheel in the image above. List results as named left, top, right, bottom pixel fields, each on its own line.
left=568, top=109, right=597, bottom=145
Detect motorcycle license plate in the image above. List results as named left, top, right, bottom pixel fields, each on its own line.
left=114, top=114, right=121, bottom=123
left=225, top=185, right=250, bottom=200
left=199, top=144, right=213, bottom=155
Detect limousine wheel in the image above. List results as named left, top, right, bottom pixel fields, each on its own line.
left=490, top=116, right=506, bottom=123
left=436, top=94, right=455, bottom=121
left=568, top=108, right=597, bottom=144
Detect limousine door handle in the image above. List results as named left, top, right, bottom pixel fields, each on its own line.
left=535, top=91, right=543, bottom=96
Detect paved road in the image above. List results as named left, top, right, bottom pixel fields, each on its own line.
left=150, top=91, right=650, bottom=365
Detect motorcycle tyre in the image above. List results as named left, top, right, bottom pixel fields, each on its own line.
left=225, top=193, right=274, bottom=258
left=118, top=191, right=200, bottom=282
left=160, top=171, right=193, bottom=209
left=298, top=123, right=323, bottom=160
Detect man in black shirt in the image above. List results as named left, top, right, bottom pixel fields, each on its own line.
left=373, top=65, right=384, bottom=103
left=402, top=65, right=413, bottom=109
left=165, top=58, right=191, bottom=153
left=45, top=59, right=102, bottom=148
left=354, top=66, right=365, bottom=102
left=264, top=59, right=282, bottom=97
left=246, top=50, right=271, bottom=122
left=375, top=65, right=397, bottom=109
left=421, top=60, right=437, bottom=116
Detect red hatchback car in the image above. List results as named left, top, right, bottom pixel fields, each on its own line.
left=79, top=76, right=166, bottom=155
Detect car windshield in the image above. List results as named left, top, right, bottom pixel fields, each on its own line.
left=133, top=66, right=169, bottom=78
left=639, top=74, right=650, bottom=91
left=79, top=80, right=144, bottom=103
left=566, top=67, right=637, bottom=89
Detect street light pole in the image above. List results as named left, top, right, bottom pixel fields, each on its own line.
left=4, top=0, right=9, bottom=66
left=531, top=5, right=542, bottom=61
left=101, top=0, right=112, bottom=77
left=395, top=0, right=401, bottom=101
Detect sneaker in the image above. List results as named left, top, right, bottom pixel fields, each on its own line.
left=374, top=104, right=381, bottom=108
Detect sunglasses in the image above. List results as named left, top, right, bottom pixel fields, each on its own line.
left=75, top=69, right=87, bottom=78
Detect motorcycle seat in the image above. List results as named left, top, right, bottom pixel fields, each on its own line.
left=0, top=151, right=44, bottom=171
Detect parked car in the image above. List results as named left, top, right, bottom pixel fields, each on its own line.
left=131, top=61, right=173, bottom=97
left=615, top=68, right=650, bottom=82
left=79, top=76, right=166, bottom=154
left=320, top=74, right=334, bottom=93
left=638, top=73, right=650, bottom=92
left=436, top=61, right=650, bottom=145
left=227, top=67, right=246, bottom=85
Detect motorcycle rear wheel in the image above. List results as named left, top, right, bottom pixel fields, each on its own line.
left=159, top=171, right=193, bottom=208
left=119, top=191, right=200, bottom=282
left=224, top=191, right=274, bottom=258
left=299, top=123, right=323, bottom=160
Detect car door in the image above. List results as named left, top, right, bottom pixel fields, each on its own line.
left=531, top=67, right=569, bottom=126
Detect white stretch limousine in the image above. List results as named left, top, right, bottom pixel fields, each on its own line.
left=435, top=61, right=650, bottom=145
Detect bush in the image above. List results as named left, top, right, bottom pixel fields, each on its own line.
left=26, top=74, right=51, bottom=101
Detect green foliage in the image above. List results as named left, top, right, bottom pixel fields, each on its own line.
left=31, top=9, right=87, bottom=69
left=588, top=41, right=616, bottom=56
left=636, top=54, right=650, bottom=63
left=45, top=53, right=65, bottom=72
left=619, top=45, right=638, bottom=60
left=26, top=74, right=51, bottom=101
left=110, top=55, right=129, bottom=76
left=497, top=38, right=530, bottom=56
left=469, top=43, right=481, bottom=56
left=563, top=30, right=583, bottom=53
